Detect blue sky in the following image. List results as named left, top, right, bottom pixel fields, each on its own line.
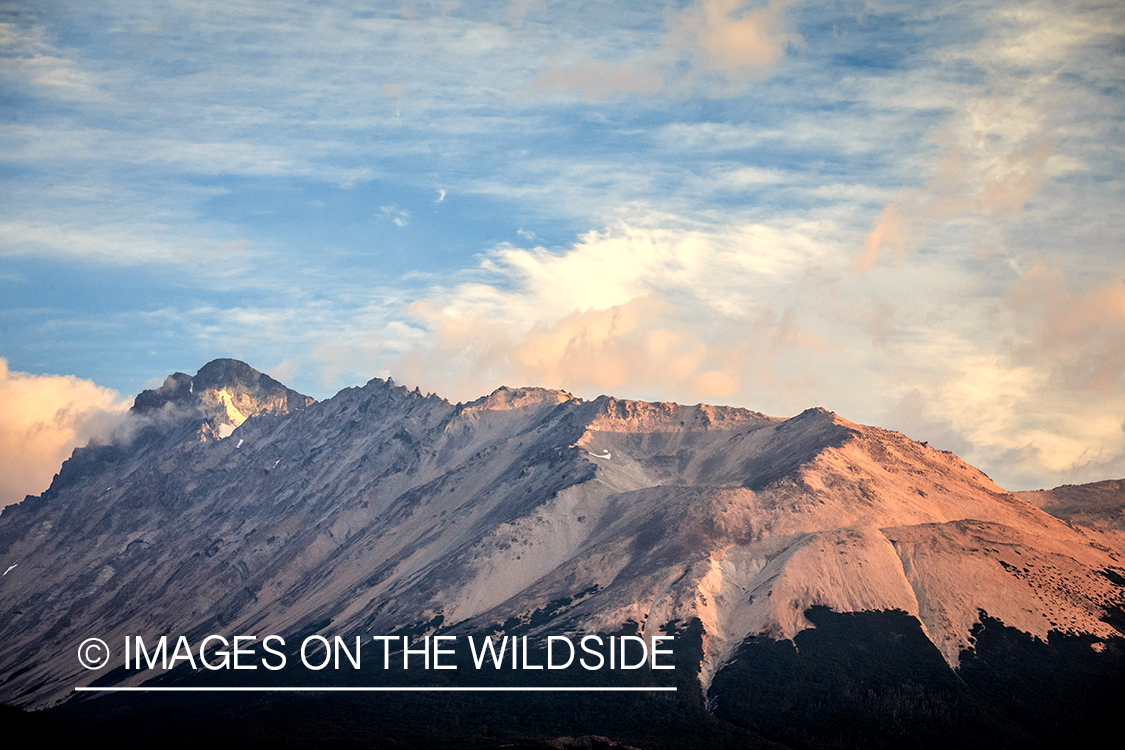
left=2, top=0, right=1124, bottom=503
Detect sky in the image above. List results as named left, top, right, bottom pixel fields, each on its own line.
left=1, top=0, right=1124, bottom=505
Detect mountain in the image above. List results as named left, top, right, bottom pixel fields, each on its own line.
left=1, top=359, right=1123, bottom=749
left=129, top=357, right=315, bottom=436
left=1019, top=479, right=1125, bottom=535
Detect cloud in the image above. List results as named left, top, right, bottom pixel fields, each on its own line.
left=855, top=136, right=1053, bottom=272
left=380, top=206, right=410, bottom=227
left=880, top=346, right=1125, bottom=491
left=858, top=257, right=1125, bottom=490
left=1006, top=263, right=1125, bottom=392
left=851, top=0, right=1119, bottom=275
left=0, top=217, right=261, bottom=272
left=667, top=0, right=801, bottom=80
left=397, top=295, right=752, bottom=401
left=988, top=2, right=1122, bottom=65
left=533, top=55, right=664, bottom=98
left=508, top=0, right=539, bottom=27
left=389, top=220, right=825, bottom=403
left=3, top=0, right=1122, bottom=498
left=338, top=168, right=373, bottom=189
left=854, top=200, right=913, bottom=273
left=0, top=359, right=132, bottom=508
left=882, top=389, right=976, bottom=459
left=531, top=0, right=801, bottom=98
left=0, top=22, right=103, bottom=102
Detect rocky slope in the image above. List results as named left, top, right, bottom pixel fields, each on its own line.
left=1019, top=479, right=1125, bottom=546
left=0, top=360, right=1122, bottom=732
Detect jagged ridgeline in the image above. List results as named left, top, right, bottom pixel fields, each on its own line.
left=1, top=359, right=1123, bottom=749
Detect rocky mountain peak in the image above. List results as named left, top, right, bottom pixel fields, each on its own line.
left=466, top=385, right=576, bottom=412
left=584, top=394, right=777, bottom=433
left=194, top=358, right=314, bottom=421
left=131, top=358, right=313, bottom=427
left=130, top=371, right=195, bottom=414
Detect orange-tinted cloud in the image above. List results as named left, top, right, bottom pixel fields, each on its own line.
left=532, top=0, right=800, bottom=98
left=855, top=139, right=1052, bottom=272
left=395, top=295, right=746, bottom=402
left=533, top=56, right=663, bottom=98
left=1007, top=263, right=1125, bottom=391
left=977, top=140, right=1052, bottom=216
left=0, top=359, right=131, bottom=508
left=668, top=0, right=800, bottom=80
left=385, top=219, right=827, bottom=406
left=854, top=199, right=912, bottom=273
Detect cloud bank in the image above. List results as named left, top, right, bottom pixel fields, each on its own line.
left=0, top=360, right=131, bottom=508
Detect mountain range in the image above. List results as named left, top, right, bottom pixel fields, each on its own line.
left=1, top=359, right=1122, bottom=749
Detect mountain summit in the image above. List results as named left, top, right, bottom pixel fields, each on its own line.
left=1, top=362, right=1122, bottom=748
left=130, top=358, right=314, bottom=439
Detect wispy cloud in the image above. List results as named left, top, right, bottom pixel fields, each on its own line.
left=533, top=55, right=663, bottom=98
left=0, top=21, right=104, bottom=102
left=1, top=0, right=1123, bottom=494
left=1006, top=263, right=1125, bottom=393
left=531, top=0, right=803, bottom=98
left=381, top=205, right=410, bottom=227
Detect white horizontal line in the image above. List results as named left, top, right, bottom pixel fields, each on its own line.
left=75, top=686, right=676, bottom=693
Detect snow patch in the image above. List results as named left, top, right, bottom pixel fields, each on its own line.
left=215, top=388, right=249, bottom=427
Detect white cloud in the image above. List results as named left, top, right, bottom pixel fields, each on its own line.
left=380, top=206, right=410, bottom=227
left=390, top=218, right=832, bottom=403
left=986, top=1, right=1123, bottom=65
left=0, top=22, right=104, bottom=102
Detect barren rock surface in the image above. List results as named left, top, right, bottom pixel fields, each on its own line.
left=1, top=360, right=1122, bottom=710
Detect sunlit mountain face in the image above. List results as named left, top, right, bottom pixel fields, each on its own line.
left=5, top=4, right=1124, bottom=747
left=2, top=360, right=1122, bottom=749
